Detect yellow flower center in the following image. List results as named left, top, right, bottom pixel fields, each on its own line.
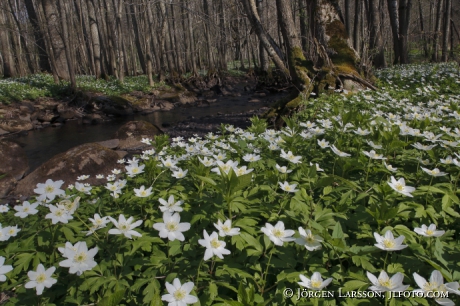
left=74, top=252, right=87, bottom=263
left=24, top=207, right=29, bottom=212
left=55, top=210, right=64, bottom=217
left=383, top=239, right=395, bottom=249
left=311, top=280, right=322, bottom=288
left=272, top=229, right=284, bottom=238
left=395, top=183, right=404, bottom=191
left=305, top=233, right=314, bottom=243
left=166, top=222, right=178, bottom=231
left=8, top=229, right=15, bottom=235
left=173, top=289, right=186, bottom=300
left=36, top=273, right=47, bottom=283
left=379, top=279, right=392, bottom=288
left=120, top=223, right=129, bottom=231
left=426, top=230, right=434, bottom=236
left=210, top=238, right=222, bottom=249
left=222, top=225, right=230, bottom=233
left=45, top=186, right=55, bottom=193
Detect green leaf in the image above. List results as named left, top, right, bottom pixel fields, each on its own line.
left=331, top=222, right=344, bottom=239
left=98, top=289, right=126, bottom=306
left=196, top=175, right=217, bottom=186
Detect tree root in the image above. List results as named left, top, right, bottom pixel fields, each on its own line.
left=339, top=73, right=378, bottom=91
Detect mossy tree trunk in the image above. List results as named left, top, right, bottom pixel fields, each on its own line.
left=258, top=0, right=376, bottom=125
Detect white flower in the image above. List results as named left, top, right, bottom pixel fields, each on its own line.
left=198, top=230, right=231, bottom=260
left=159, top=195, right=183, bottom=213
left=383, top=161, right=397, bottom=172
left=214, top=219, right=240, bottom=237
left=261, top=221, right=295, bottom=246
left=2, top=225, right=20, bottom=240
left=0, top=205, right=8, bottom=213
left=233, top=165, right=253, bottom=177
left=84, top=214, right=110, bottom=236
left=275, top=164, right=292, bottom=174
left=24, top=264, right=57, bottom=295
left=75, top=182, right=92, bottom=194
left=280, top=149, right=302, bottom=164
left=198, top=156, right=215, bottom=167
left=162, top=278, right=198, bottom=306
left=421, top=167, right=448, bottom=177
left=76, top=175, right=90, bottom=181
left=141, top=138, right=152, bottom=145
left=59, top=241, right=98, bottom=275
left=34, top=179, right=65, bottom=201
left=211, top=160, right=239, bottom=175
left=310, top=162, right=324, bottom=172
left=331, top=145, right=351, bottom=157
left=14, top=201, right=39, bottom=218
left=161, top=157, right=178, bottom=169
left=387, top=176, right=415, bottom=197
left=45, top=204, right=73, bottom=224
left=298, top=272, right=333, bottom=290
left=413, top=270, right=460, bottom=306
left=278, top=181, right=298, bottom=193
left=414, top=224, right=445, bottom=237
left=367, top=271, right=409, bottom=292
left=125, top=163, right=145, bottom=177
left=172, top=168, right=188, bottom=179
left=354, top=128, right=371, bottom=135
left=374, top=230, right=407, bottom=251
left=295, top=228, right=322, bottom=251
left=366, top=140, right=383, bottom=149
left=317, top=139, right=329, bottom=149
left=96, top=174, right=105, bottom=179
left=440, top=156, right=454, bottom=165
left=0, top=256, right=13, bottom=282
left=243, top=154, right=261, bottom=162
left=153, top=212, right=190, bottom=241
left=108, top=214, right=143, bottom=239
left=363, top=150, right=387, bottom=160
left=134, top=185, right=153, bottom=198
left=112, top=169, right=122, bottom=174
left=412, top=142, right=437, bottom=151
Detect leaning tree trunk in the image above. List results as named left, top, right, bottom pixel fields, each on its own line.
left=262, top=0, right=376, bottom=126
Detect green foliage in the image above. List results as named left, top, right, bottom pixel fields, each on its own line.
left=1, top=62, right=460, bottom=305
left=0, top=74, right=165, bottom=104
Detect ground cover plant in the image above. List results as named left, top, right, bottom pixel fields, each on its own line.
left=1, top=62, right=460, bottom=305
left=0, top=74, right=164, bottom=104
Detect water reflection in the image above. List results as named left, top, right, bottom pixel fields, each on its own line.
left=10, top=95, right=273, bottom=172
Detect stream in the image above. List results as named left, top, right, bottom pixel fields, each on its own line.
left=7, top=92, right=280, bottom=173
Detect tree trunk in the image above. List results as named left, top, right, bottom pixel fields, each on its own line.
left=398, top=0, right=412, bottom=64
left=203, top=0, right=214, bottom=69
left=24, top=0, right=51, bottom=73
left=353, top=0, right=362, bottom=53
left=186, top=0, right=197, bottom=74
left=418, top=0, right=429, bottom=57
left=369, top=0, right=387, bottom=68
left=87, top=0, right=102, bottom=78
left=432, top=0, right=444, bottom=62
left=129, top=0, right=146, bottom=74
left=257, top=0, right=269, bottom=72
left=0, top=6, right=16, bottom=77
left=344, top=0, right=352, bottom=36
left=240, top=0, right=288, bottom=74
left=42, top=0, right=70, bottom=80
left=442, top=0, right=452, bottom=61
left=57, top=0, right=76, bottom=90
left=387, top=0, right=400, bottom=64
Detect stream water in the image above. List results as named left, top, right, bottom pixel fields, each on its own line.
left=8, top=93, right=277, bottom=173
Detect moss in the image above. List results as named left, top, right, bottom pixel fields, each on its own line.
left=107, top=95, right=131, bottom=107
left=326, top=20, right=360, bottom=77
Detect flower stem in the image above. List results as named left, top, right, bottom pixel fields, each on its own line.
left=261, top=248, right=274, bottom=295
